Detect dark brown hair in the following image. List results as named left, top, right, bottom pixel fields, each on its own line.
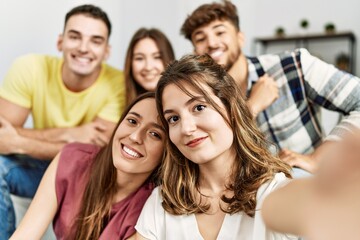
left=65, top=4, right=112, bottom=37
left=181, top=0, right=240, bottom=40
left=124, top=28, right=175, bottom=106
left=156, top=54, right=291, bottom=217
left=71, top=92, right=161, bottom=239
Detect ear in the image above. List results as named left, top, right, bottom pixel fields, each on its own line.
left=57, top=34, right=64, bottom=52
left=237, top=31, right=245, bottom=49
left=103, top=44, right=111, bottom=61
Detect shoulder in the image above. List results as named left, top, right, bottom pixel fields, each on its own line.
left=101, top=63, right=124, bottom=79
left=13, top=54, right=59, bottom=65
left=143, top=186, right=162, bottom=206
left=137, top=186, right=164, bottom=219
left=10, top=54, right=61, bottom=73
left=61, top=142, right=101, bottom=155
left=59, top=143, right=101, bottom=167
left=257, top=173, right=291, bottom=203
left=135, top=187, right=165, bottom=239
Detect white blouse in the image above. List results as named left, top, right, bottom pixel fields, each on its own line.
left=135, top=173, right=297, bottom=240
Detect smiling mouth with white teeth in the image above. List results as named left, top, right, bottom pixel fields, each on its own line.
left=209, top=50, right=223, bottom=60
left=122, top=144, right=143, bottom=158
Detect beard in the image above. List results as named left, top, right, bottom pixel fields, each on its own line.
left=223, top=46, right=242, bottom=71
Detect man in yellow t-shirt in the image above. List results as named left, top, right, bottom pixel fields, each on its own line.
left=0, top=5, right=124, bottom=238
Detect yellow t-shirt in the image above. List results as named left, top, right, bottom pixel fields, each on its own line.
left=0, top=54, right=125, bottom=129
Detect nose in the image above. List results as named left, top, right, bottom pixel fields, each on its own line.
left=207, top=35, right=220, bottom=49
left=144, top=58, right=154, bottom=71
left=129, top=128, right=144, bottom=144
left=78, top=39, right=89, bottom=53
left=181, top=115, right=197, bottom=136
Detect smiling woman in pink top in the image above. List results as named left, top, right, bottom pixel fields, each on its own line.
left=10, top=92, right=165, bottom=240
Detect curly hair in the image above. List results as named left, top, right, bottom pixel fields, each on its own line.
left=181, top=0, right=240, bottom=40
left=156, top=54, right=292, bottom=217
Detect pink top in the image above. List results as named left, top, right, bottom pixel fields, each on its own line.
left=54, top=143, right=155, bottom=239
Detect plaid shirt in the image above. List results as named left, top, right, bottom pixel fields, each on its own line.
left=247, top=48, right=360, bottom=154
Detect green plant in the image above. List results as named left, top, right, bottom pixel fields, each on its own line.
left=300, top=19, right=309, bottom=29
left=324, top=22, right=336, bottom=33
left=275, top=27, right=285, bottom=37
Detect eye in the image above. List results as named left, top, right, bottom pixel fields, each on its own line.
left=133, top=56, right=144, bottom=61
left=154, top=55, right=162, bottom=60
left=149, top=131, right=162, bottom=140
left=69, top=35, right=80, bottom=40
left=194, top=104, right=206, bottom=112
left=194, top=37, right=205, bottom=43
left=167, top=115, right=179, bottom=124
left=92, top=39, right=103, bottom=45
left=216, top=31, right=225, bottom=36
left=127, top=118, right=137, bottom=125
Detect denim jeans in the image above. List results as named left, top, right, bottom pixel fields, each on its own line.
left=0, top=154, right=50, bottom=239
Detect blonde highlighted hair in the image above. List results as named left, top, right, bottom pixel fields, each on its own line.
left=156, top=54, right=291, bottom=217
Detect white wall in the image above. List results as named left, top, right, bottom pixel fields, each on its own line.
left=241, top=0, right=360, bottom=73
left=1, top=0, right=359, bottom=81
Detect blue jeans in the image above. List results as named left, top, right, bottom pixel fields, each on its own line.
left=0, top=154, right=50, bottom=239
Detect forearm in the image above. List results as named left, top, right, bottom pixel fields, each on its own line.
left=16, top=127, right=71, bottom=143
left=14, top=135, right=65, bottom=160
left=310, top=141, right=336, bottom=172
left=10, top=152, right=59, bottom=240
left=262, top=179, right=312, bottom=236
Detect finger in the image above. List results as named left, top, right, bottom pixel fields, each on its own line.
left=96, top=133, right=110, bottom=145
left=279, top=149, right=290, bottom=158
left=93, top=122, right=107, bottom=132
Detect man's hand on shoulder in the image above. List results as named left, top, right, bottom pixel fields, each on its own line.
left=279, top=149, right=318, bottom=174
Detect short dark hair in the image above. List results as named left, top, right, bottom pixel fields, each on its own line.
left=181, top=0, right=239, bottom=40
left=64, top=4, right=112, bottom=37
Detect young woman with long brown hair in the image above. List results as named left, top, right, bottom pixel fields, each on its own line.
left=135, top=54, right=296, bottom=239
left=124, top=28, right=175, bottom=106
left=11, top=92, right=166, bottom=240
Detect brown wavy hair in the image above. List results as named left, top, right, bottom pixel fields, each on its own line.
left=68, top=92, right=161, bottom=239
left=155, top=54, right=291, bottom=217
left=124, top=28, right=175, bottom=107
left=181, top=0, right=240, bottom=40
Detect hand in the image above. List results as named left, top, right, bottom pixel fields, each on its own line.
left=247, top=74, right=279, bottom=117
left=279, top=149, right=318, bottom=173
left=0, top=116, right=21, bottom=154
left=64, top=122, right=110, bottom=147
left=304, top=132, right=360, bottom=239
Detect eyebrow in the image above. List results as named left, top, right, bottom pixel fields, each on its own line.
left=192, top=24, right=227, bottom=37
left=67, top=29, right=106, bottom=41
left=163, top=96, right=205, bottom=115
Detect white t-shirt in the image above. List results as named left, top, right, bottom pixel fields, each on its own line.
left=135, top=173, right=297, bottom=240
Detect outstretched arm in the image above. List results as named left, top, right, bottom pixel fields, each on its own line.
left=10, top=152, right=60, bottom=240
left=263, top=131, right=360, bottom=239
left=0, top=98, right=116, bottom=160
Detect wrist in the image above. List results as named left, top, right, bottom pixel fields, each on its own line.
left=13, top=135, right=27, bottom=154
left=247, top=100, right=259, bottom=118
